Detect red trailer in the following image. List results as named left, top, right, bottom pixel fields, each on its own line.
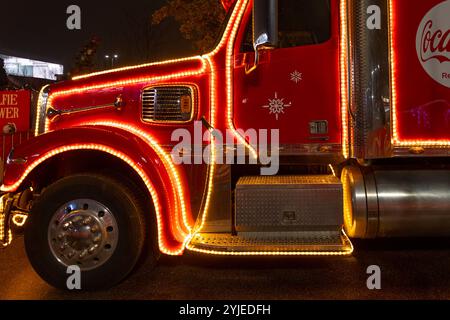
left=0, top=0, right=449, bottom=290
left=0, top=89, right=33, bottom=169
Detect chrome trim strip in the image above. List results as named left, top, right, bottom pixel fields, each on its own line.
left=47, top=103, right=117, bottom=118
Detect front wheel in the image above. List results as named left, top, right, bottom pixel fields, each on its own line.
left=25, top=174, right=152, bottom=290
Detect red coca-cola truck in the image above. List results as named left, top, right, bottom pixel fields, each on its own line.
left=1, top=0, right=449, bottom=290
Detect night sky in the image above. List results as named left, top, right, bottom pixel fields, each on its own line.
left=0, top=0, right=194, bottom=72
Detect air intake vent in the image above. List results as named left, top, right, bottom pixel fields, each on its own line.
left=142, top=86, right=194, bottom=123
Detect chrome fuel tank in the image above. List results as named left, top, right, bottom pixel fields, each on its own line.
left=342, top=165, right=450, bottom=238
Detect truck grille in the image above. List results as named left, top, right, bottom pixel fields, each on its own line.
left=142, top=86, right=194, bottom=122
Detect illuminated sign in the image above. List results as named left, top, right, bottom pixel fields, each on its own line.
left=0, top=90, right=31, bottom=132
left=0, top=54, right=63, bottom=81
left=416, top=0, right=450, bottom=88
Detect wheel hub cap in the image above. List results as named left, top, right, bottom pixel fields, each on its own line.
left=48, top=199, right=119, bottom=271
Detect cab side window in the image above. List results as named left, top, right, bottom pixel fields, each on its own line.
left=241, top=0, right=331, bottom=52
left=279, top=0, right=331, bottom=48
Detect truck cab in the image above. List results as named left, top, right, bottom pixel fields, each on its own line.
left=0, top=0, right=449, bottom=290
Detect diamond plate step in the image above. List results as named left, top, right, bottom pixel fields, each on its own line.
left=187, top=231, right=353, bottom=255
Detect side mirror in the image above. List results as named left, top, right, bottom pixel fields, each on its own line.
left=246, top=0, right=278, bottom=74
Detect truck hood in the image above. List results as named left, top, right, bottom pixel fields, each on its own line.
left=50, top=56, right=205, bottom=94
left=44, top=56, right=206, bottom=123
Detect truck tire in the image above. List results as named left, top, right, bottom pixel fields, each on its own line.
left=25, top=174, right=152, bottom=290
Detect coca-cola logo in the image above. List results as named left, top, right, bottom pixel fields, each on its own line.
left=416, top=0, right=450, bottom=88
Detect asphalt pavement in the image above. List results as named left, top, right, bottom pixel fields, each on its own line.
left=1, top=236, right=450, bottom=300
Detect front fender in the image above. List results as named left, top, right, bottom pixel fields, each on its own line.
left=1, top=126, right=192, bottom=255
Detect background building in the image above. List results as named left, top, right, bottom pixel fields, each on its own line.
left=0, top=50, right=64, bottom=90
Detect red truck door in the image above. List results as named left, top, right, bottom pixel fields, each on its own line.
left=233, top=0, right=341, bottom=146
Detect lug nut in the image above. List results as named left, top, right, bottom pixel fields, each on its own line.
left=91, top=225, right=99, bottom=233
left=93, top=235, right=102, bottom=243
left=79, top=250, right=88, bottom=259
left=83, top=217, right=93, bottom=225
left=88, top=245, right=99, bottom=254
left=67, top=251, right=75, bottom=259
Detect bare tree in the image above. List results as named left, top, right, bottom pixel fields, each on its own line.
left=152, top=0, right=228, bottom=53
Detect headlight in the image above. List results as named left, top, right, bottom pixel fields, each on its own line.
left=34, top=85, right=50, bottom=136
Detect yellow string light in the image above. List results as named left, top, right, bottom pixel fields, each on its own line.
left=81, top=121, right=192, bottom=238
left=5, top=0, right=358, bottom=257
left=34, top=85, right=50, bottom=136
left=339, top=0, right=350, bottom=158
left=186, top=230, right=354, bottom=256
left=72, top=56, right=203, bottom=81
left=0, top=144, right=184, bottom=255
left=44, top=60, right=208, bottom=132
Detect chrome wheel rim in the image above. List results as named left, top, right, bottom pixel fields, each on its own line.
left=48, top=199, right=119, bottom=271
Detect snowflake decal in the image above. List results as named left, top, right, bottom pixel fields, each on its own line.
left=290, top=70, right=303, bottom=84
left=262, top=92, right=292, bottom=120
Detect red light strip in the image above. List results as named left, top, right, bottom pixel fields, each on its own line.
left=72, top=56, right=203, bottom=81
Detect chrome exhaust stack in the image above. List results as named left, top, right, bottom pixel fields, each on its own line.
left=342, top=166, right=450, bottom=238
